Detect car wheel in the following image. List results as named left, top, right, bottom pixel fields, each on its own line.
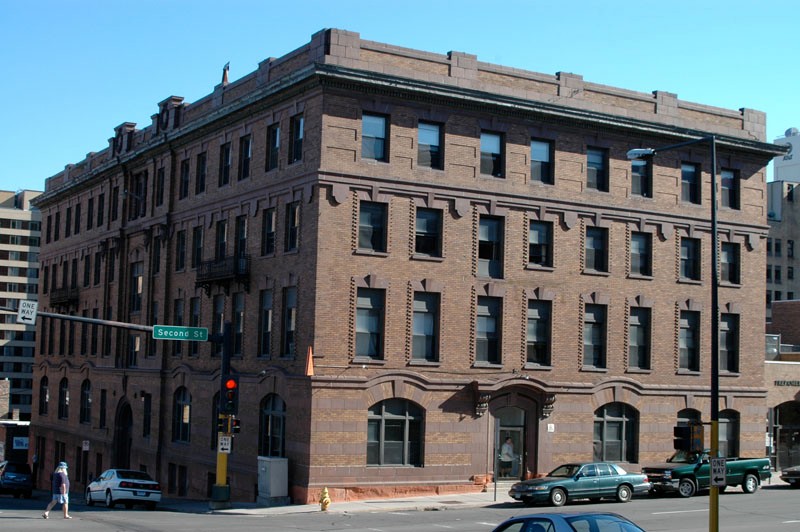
left=790, top=482, right=800, bottom=489
left=549, top=487, right=567, bottom=507
left=86, top=489, right=95, bottom=506
left=124, top=502, right=133, bottom=509
left=678, top=478, right=697, bottom=498
left=742, top=473, right=759, bottom=494
left=616, top=484, right=633, bottom=503
left=105, top=490, right=115, bottom=508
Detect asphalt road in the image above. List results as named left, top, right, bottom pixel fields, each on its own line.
left=2, top=483, right=800, bottom=531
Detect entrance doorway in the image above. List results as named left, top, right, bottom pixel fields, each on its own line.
left=496, top=406, right=526, bottom=480
left=772, top=401, right=800, bottom=470
left=113, top=400, right=133, bottom=469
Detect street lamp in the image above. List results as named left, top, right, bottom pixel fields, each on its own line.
left=628, top=135, right=720, bottom=532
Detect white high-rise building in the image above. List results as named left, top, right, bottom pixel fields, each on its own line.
left=0, top=190, right=41, bottom=419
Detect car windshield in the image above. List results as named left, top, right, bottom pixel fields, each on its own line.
left=116, top=470, right=154, bottom=481
left=548, top=464, right=580, bottom=478
left=666, top=450, right=700, bottom=464
left=4, top=463, right=31, bottom=474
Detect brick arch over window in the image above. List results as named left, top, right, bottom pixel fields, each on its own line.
left=593, top=402, right=639, bottom=463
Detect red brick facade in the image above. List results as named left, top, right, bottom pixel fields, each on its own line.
left=31, top=29, right=781, bottom=503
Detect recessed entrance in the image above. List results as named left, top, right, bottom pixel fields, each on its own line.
left=496, top=406, right=526, bottom=480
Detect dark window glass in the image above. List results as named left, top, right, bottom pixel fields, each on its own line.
left=720, top=313, right=739, bottom=373
left=172, top=387, right=191, bottom=443
left=259, top=394, right=286, bottom=457
left=528, top=221, right=552, bottom=267
left=527, top=300, right=551, bottom=365
left=356, top=288, right=383, bottom=359
left=282, top=287, right=297, bottom=357
left=418, top=122, right=442, bottom=169
left=679, top=310, right=700, bottom=371
left=584, top=304, right=606, bottom=368
left=680, top=237, right=701, bottom=280
left=191, top=227, right=203, bottom=268
left=721, top=242, right=740, bottom=284
left=284, top=202, right=299, bottom=252
left=593, top=403, right=638, bottom=462
left=289, top=114, right=303, bottom=164
left=261, top=208, right=276, bottom=255
left=476, top=296, right=501, bottom=364
left=266, top=124, right=280, bottom=171
left=629, top=307, right=651, bottom=370
left=238, top=135, right=251, bottom=180
left=631, top=159, right=652, bottom=197
left=585, top=227, right=608, bottom=273
left=480, top=132, right=503, bottom=177
left=721, top=169, right=739, bottom=209
left=179, top=159, right=190, bottom=199
left=258, top=290, right=272, bottom=358
left=478, top=216, right=503, bottom=278
left=218, top=142, right=231, bottom=187
left=195, top=152, right=207, bottom=194
left=362, top=114, right=388, bottom=161
left=412, top=292, right=439, bottom=361
left=414, top=208, right=442, bottom=257
left=587, top=147, right=608, bottom=191
left=175, top=230, right=186, bottom=271
left=367, top=399, right=423, bottom=466
left=630, top=232, right=652, bottom=276
left=359, top=201, right=388, bottom=252
left=530, top=139, right=553, bottom=184
left=681, top=163, right=701, bottom=204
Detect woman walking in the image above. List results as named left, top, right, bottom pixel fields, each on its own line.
left=43, top=461, right=72, bottom=519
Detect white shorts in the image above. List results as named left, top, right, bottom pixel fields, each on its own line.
left=52, top=493, right=69, bottom=504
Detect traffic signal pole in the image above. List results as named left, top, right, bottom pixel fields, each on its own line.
left=210, top=321, right=234, bottom=510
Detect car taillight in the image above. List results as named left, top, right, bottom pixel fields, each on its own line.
left=153, top=484, right=160, bottom=490
left=120, top=481, right=133, bottom=488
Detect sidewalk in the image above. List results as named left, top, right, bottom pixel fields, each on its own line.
left=157, top=472, right=790, bottom=516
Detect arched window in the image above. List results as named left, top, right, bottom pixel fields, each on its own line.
left=58, top=378, right=69, bottom=420
left=38, top=377, right=49, bottom=416
left=677, top=408, right=702, bottom=425
left=367, top=399, right=423, bottom=466
left=172, top=387, right=192, bottom=443
left=258, top=394, right=286, bottom=457
left=719, top=409, right=740, bottom=458
left=593, top=402, right=638, bottom=462
left=79, top=379, right=92, bottom=424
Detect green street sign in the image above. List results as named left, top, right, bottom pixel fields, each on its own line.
left=152, top=325, right=208, bottom=342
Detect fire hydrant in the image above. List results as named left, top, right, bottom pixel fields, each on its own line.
left=319, top=487, right=331, bottom=511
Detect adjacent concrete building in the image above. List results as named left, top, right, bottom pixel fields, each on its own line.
left=31, top=29, right=783, bottom=503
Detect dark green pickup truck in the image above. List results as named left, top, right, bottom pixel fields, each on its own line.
left=642, top=450, right=771, bottom=497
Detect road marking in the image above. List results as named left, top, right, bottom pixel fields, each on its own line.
left=652, top=509, right=708, bottom=515
left=478, top=522, right=500, bottom=527
left=431, top=525, right=454, bottom=529
left=783, top=521, right=800, bottom=524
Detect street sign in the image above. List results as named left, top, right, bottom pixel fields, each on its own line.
left=82, top=440, right=90, bottom=452
left=710, top=457, right=727, bottom=487
left=218, top=435, right=232, bottom=454
left=152, top=325, right=208, bottom=341
left=16, top=300, right=38, bottom=325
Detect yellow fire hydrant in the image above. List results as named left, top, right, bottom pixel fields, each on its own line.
left=319, top=487, right=331, bottom=511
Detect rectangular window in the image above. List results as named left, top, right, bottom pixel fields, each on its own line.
left=282, top=287, right=297, bottom=357
left=586, top=147, right=608, bottom=192
left=356, top=287, right=384, bottom=359
left=261, top=208, right=276, bottom=255
left=65, top=207, right=72, bottom=238
left=480, top=132, right=503, bottom=177
left=528, top=220, right=553, bottom=267
left=583, top=304, right=607, bottom=368
left=362, top=113, right=388, bottom=161
left=83, top=255, right=91, bottom=287
left=87, top=197, right=94, bottom=230
left=235, top=215, right=247, bottom=260
left=266, top=123, right=280, bottom=171
left=680, top=237, right=701, bottom=280
left=284, top=201, right=299, bottom=252
left=189, top=297, right=200, bottom=357
left=218, top=142, right=231, bottom=187
left=74, top=203, right=81, bottom=235
left=97, top=193, right=105, bottom=226
left=631, top=159, right=652, bottom=197
left=289, top=114, right=304, bottom=164
left=91, top=308, right=99, bottom=356
left=233, top=292, right=244, bottom=356
left=258, top=290, right=273, bottom=358
left=776, top=239, right=783, bottom=257
left=173, top=299, right=184, bottom=357
left=414, top=208, right=442, bottom=257
left=767, top=238, right=773, bottom=256
left=721, top=242, right=740, bottom=284
left=238, top=135, right=251, bottom=180
left=215, top=220, right=227, bottom=261
left=478, top=216, right=504, bottom=278
left=629, top=307, right=651, bottom=370
left=175, top=230, right=186, bottom=271
left=679, top=310, right=700, bottom=371
left=129, top=171, right=148, bottom=220
left=412, top=292, right=439, bottom=361
left=179, top=159, right=190, bottom=199
left=585, top=226, right=609, bottom=273
left=527, top=300, right=551, bottom=365
left=130, top=262, right=143, bottom=313
left=720, top=313, right=739, bottom=373
left=111, top=187, right=119, bottom=222
left=789, top=266, right=795, bottom=281
left=418, top=122, right=442, bottom=169
left=54, top=211, right=60, bottom=240
left=42, top=265, right=49, bottom=294
left=767, top=265, right=772, bottom=283
left=195, top=152, right=207, bottom=194
left=191, top=227, right=203, bottom=268
left=530, top=139, right=553, bottom=184
left=152, top=237, right=161, bottom=274
left=776, top=266, right=782, bottom=284
left=630, top=232, right=652, bottom=276
left=720, top=168, right=739, bottom=209
left=358, top=201, right=388, bottom=252
left=476, top=296, right=501, bottom=364
left=46, top=214, right=51, bottom=243
left=156, top=167, right=165, bottom=207
left=681, top=162, right=701, bottom=204
left=789, top=240, right=795, bottom=259
left=212, top=295, right=224, bottom=357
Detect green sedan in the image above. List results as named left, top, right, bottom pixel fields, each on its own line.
left=508, top=462, right=651, bottom=507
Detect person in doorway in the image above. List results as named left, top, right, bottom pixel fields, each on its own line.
left=500, top=437, right=514, bottom=477
left=43, top=462, right=72, bottom=519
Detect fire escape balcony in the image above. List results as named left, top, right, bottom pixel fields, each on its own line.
left=49, top=287, right=80, bottom=307
left=195, top=254, right=250, bottom=295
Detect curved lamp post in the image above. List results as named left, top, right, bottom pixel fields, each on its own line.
left=628, top=135, right=719, bottom=532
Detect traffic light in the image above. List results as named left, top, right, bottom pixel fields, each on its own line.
left=220, top=375, right=239, bottom=415
left=217, top=415, right=230, bottom=433
left=674, top=425, right=691, bottom=451
left=689, top=421, right=704, bottom=452
left=231, top=417, right=241, bottom=434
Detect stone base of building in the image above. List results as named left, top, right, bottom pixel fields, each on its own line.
left=295, top=482, right=486, bottom=505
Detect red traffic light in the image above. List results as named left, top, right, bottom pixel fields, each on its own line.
left=224, top=378, right=238, bottom=390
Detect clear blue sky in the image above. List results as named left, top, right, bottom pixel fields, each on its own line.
left=2, top=0, right=797, bottom=192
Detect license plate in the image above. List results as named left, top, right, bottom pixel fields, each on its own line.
left=133, top=491, right=149, bottom=497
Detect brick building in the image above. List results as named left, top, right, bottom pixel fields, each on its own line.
left=31, top=29, right=782, bottom=503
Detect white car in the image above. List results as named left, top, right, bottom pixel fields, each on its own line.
left=86, top=469, right=161, bottom=510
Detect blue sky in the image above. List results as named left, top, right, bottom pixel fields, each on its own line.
left=2, top=0, right=797, bottom=192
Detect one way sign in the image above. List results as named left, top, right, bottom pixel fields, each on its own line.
left=16, top=300, right=38, bottom=325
